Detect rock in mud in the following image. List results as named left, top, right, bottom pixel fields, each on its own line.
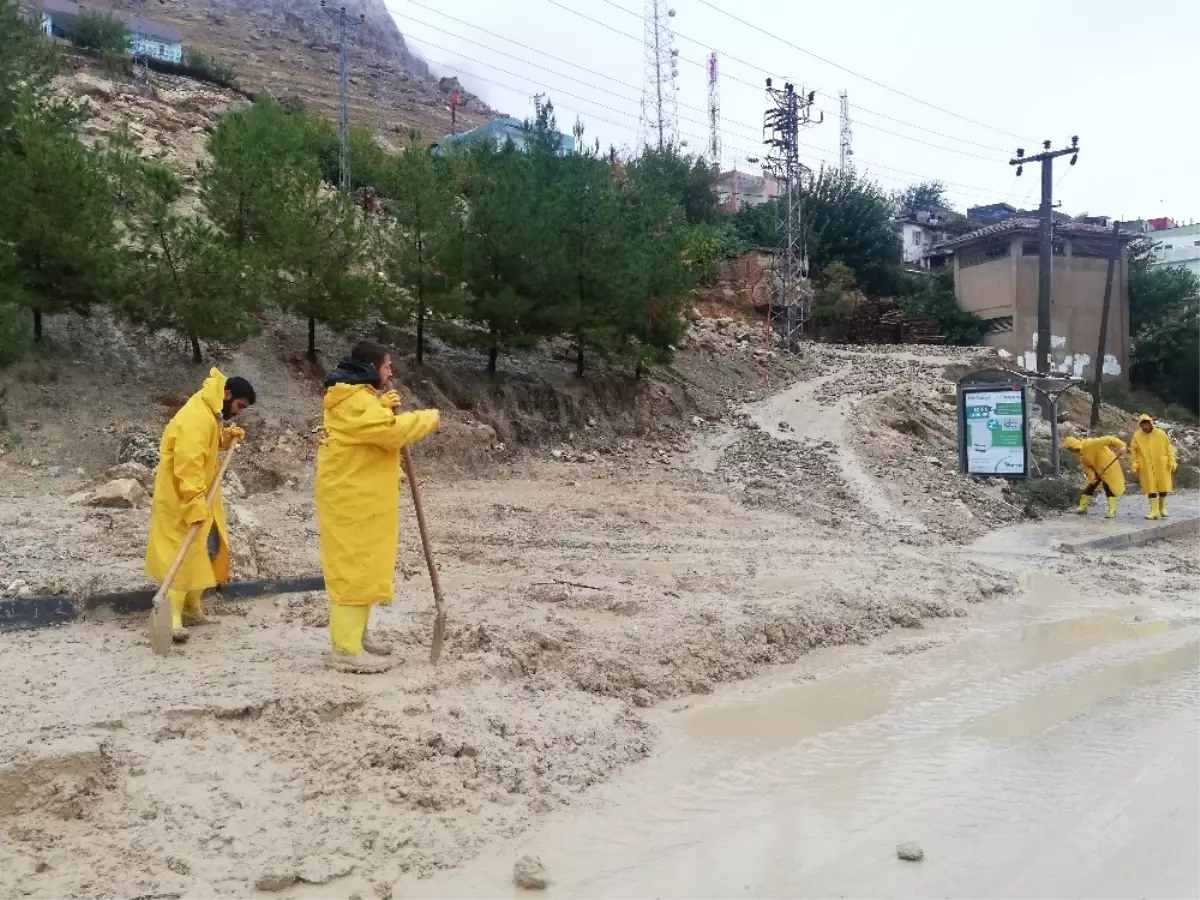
left=296, top=854, right=355, bottom=885
left=513, top=855, right=549, bottom=890
left=85, top=478, right=149, bottom=509
left=896, top=841, right=924, bottom=861
left=254, top=867, right=298, bottom=892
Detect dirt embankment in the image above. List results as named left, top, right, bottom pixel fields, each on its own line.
left=1, top=311, right=1194, bottom=898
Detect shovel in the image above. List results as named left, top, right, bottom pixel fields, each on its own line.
left=401, top=446, right=446, bottom=664
left=148, top=440, right=240, bottom=656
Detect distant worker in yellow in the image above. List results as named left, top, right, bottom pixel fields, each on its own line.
left=1062, top=434, right=1127, bottom=519
left=1129, top=414, right=1177, bottom=520
left=144, top=369, right=256, bottom=643
left=316, top=340, right=440, bottom=673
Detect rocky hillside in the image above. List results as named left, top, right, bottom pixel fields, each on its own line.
left=98, top=0, right=492, bottom=140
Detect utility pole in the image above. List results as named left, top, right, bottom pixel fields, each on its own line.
left=707, top=51, right=721, bottom=167
left=1010, top=136, right=1079, bottom=377
left=640, top=0, right=679, bottom=150
left=838, top=89, right=853, bottom=169
left=321, top=1, right=363, bottom=193
left=1089, top=219, right=1122, bottom=429
left=764, top=79, right=821, bottom=352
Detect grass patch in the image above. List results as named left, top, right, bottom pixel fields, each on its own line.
left=1097, top=381, right=1199, bottom=424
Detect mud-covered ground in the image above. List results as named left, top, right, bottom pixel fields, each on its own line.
left=1, top=315, right=1196, bottom=898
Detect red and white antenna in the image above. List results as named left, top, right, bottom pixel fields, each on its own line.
left=707, top=52, right=720, bottom=167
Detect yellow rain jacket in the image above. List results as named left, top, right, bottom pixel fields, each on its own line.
left=1072, top=435, right=1127, bottom=497
left=316, top=364, right=439, bottom=607
left=144, top=368, right=234, bottom=593
left=1130, top=423, right=1176, bottom=495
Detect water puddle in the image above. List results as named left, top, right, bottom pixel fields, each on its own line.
left=401, top=578, right=1200, bottom=900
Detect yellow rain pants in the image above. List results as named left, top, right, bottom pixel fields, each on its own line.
left=1130, top=422, right=1177, bottom=496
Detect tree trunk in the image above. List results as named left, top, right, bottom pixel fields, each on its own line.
left=575, top=339, right=585, bottom=378
left=487, top=343, right=498, bottom=374
left=416, top=304, right=425, bottom=366
left=307, top=317, right=317, bottom=362
left=189, top=333, right=202, bottom=364
left=33, top=310, right=42, bottom=343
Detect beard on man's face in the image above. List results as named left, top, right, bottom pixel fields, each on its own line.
left=222, top=399, right=236, bottom=420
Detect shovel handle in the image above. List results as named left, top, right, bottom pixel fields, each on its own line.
left=402, top=446, right=444, bottom=607
left=150, top=440, right=240, bottom=609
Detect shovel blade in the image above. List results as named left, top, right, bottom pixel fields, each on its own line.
left=148, top=596, right=173, bottom=656
left=429, top=609, right=446, bottom=664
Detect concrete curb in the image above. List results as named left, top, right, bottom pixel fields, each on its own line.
left=1060, top=518, right=1199, bottom=553
left=0, top=576, right=324, bottom=633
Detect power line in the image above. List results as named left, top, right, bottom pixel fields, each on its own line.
left=591, top=0, right=1015, bottom=153
left=693, top=0, right=1033, bottom=142
left=395, top=0, right=1011, bottom=161
left=542, top=0, right=1009, bottom=160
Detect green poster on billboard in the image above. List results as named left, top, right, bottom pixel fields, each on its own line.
left=960, top=385, right=1028, bottom=476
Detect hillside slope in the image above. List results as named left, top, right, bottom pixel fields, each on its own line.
left=97, top=0, right=491, bottom=139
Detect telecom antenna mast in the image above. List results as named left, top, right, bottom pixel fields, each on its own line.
left=321, top=1, right=364, bottom=193
left=839, top=89, right=853, bottom=168
left=640, top=0, right=680, bottom=150
left=764, top=79, right=822, bottom=352
left=707, top=52, right=721, bottom=166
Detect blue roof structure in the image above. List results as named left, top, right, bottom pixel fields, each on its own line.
left=433, top=116, right=576, bottom=156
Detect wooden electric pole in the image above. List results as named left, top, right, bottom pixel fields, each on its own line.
left=1089, top=219, right=1122, bottom=429
left=1010, top=137, right=1080, bottom=377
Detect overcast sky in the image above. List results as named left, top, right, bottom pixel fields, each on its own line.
left=387, top=0, right=1199, bottom=223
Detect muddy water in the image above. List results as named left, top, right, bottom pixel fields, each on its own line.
left=402, top=575, right=1199, bottom=899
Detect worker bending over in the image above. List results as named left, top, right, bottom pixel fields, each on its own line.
left=1062, top=434, right=1127, bottom=519
left=1130, top=413, right=1177, bottom=519
left=316, top=340, right=440, bottom=673
left=144, top=369, right=255, bottom=643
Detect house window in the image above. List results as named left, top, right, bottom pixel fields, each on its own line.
left=912, top=231, right=923, bottom=245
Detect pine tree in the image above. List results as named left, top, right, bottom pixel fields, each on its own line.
left=454, top=141, right=548, bottom=373
left=543, top=123, right=627, bottom=377
left=112, top=142, right=259, bottom=362
left=273, top=185, right=376, bottom=361
left=0, top=112, right=119, bottom=341
left=378, top=135, right=460, bottom=364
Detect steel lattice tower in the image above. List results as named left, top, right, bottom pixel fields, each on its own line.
left=321, top=1, right=363, bottom=193
left=707, top=52, right=720, bottom=166
left=640, top=0, right=679, bottom=150
left=839, top=90, right=853, bottom=169
left=764, top=79, right=821, bottom=352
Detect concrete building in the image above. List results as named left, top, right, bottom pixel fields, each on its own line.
left=933, top=218, right=1135, bottom=379
left=40, top=0, right=183, bottom=62
left=895, top=210, right=956, bottom=268
left=1148, top=222, right=1200, bottom=276
left=714, top=169, right=780, bottom=213
left=432, top=116, right=575, bottom=156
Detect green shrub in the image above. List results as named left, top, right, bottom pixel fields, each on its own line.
left=899, top=270, right=987, bottom=345
left=63, top=12, right=129, bottom=56
left=183, top=50, right=238, bottom=87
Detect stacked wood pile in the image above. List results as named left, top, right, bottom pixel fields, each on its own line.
left=842, top=299, right=943, bottom=344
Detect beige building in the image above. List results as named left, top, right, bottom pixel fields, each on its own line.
left=934, top=218, right=1134, bottom=379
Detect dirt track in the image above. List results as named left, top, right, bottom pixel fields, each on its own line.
left=1, top=327, right=1196, bottom=898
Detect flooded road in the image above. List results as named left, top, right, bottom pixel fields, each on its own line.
left=402, top=574, right=1199, bottom=899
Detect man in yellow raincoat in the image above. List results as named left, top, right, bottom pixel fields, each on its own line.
left=316, top=340, right=440, bottom=673
left=144, top=369, right=256, bottom=643
left=1130, top=413, right=1177, bottom=519
left=1062, top=434, right=1127, bottom=519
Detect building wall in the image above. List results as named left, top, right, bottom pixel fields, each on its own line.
left=130, top=33, right=182, bottom=63
left=1012, top=254, right=1129, bottom=378
left=1150, top=222, right=1200, bottom=276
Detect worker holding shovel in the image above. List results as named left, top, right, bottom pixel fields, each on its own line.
left=144, top=369, right=256, bottom=644
left=316, top=340, right=440, bottom=673
left=1062, top=434, right=1127, bottom=519
left=1130, top=414, right=1178, bottom=520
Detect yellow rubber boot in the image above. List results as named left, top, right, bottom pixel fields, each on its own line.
left=1146, top=497, right=1161, bottom=520
left=1074, top=494, right=1092, bottom=515
left=328, top=604, right=392, bottom=673
left=182, top=590, right=219, bottom=627
left=168, top=589, right=188, bottom=643
left=1106, top=496, right=1118, bottom=519
left=1159, top=495, right=1169, bottom=518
